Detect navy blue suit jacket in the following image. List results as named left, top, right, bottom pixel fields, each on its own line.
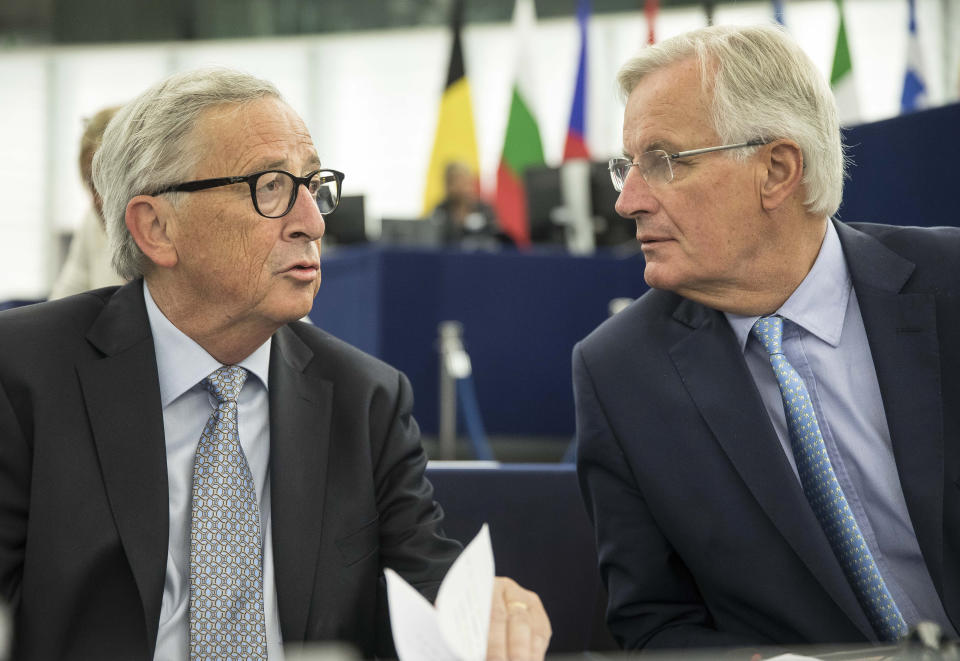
left=574, top=221, right=960, bottom=650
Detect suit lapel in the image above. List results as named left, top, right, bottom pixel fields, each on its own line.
left=837, top=221, right=945, bottom=592
left=268, top=325, right=333, bottom=643
left=668, top=300, right=876, bottom=639
left=77, top=281, right=168, bottom=650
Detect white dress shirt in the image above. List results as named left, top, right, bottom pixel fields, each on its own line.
left=144, top=282, right=284, bottom=660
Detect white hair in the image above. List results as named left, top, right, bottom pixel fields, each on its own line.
left=91, top=68, right=282, bottom=280
left=617, top=24, right=845, bottom=218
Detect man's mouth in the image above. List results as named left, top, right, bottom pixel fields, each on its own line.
left=284, top=262, right=320, bottom=280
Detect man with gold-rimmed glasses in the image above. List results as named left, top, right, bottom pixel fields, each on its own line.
left=575, top=24, right=960, bottom=654
left=0, top=67, right=549, bottom=660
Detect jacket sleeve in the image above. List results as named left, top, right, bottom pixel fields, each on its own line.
left=0, top=375, right=29, bottom=613
left=573, top=343, right=758, bottom=652
left=370, top=369, right=462, bottom=657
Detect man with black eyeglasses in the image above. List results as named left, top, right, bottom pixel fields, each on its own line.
left=0, top=68, right=549, bottom=661
left=574, top=24, right=960, bottom=654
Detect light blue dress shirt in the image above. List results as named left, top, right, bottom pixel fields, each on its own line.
left=144, top=282, right=285, bottom=660
left=724, top=220, right=954, bottom=635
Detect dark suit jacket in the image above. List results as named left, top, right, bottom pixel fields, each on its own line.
left=0, top=280, right=461, bottom=660
left=573, top=221, right=960, bottom=651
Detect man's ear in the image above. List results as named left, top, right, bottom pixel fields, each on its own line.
left=125, top=195, right=179, bottom=269
left=759, top=139, right=804, bottom=211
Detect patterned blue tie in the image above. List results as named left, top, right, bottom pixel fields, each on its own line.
left=751, top=316, right=908, bottom=641
left=190, top=366, right=268, bottom=660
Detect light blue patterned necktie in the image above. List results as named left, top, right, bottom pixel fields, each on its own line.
left=751, top=316, right=908, bottom=642
left=190, top=366, right=267, bottom=660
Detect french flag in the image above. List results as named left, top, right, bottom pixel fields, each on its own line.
left=563, top=0, right=590, bottom=161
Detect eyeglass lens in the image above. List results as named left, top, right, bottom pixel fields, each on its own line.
left=254, top=171, right=340, bottom=217
left=609, top=151, right=673, bottom=192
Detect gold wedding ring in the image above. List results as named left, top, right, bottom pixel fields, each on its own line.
left=507, top=601, right=529, bottom=612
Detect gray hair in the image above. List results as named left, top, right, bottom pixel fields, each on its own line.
left=617, top=24, right=845, bottom=218
left=91, top=68, right=282, bottom=280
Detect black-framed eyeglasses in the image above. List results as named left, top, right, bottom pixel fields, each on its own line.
left=608, top=139, right=770, bottom=191
left=150, top=168, right=345, bottom=218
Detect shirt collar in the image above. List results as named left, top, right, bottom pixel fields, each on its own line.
left=725, top=219, right=851, bottom=351
left=143, top=281, right=272, bottom=407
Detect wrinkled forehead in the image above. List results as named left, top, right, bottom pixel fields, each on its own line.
left=191, top=97, right=320, bottom=176
left=621, top=58, right=717, bottom=155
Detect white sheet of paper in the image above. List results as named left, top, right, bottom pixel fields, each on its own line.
left=384, top=567, right=457, bottom=661
left=436, top=524, right=494, bottom=661
left=386, top=523, right=495, bottom=661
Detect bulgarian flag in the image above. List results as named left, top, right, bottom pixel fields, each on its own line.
left=495, top=0, right=545, bottom=248
left=830, top=0, right=860, bottom=126
left=422, top=0, right=480, bottom=215
left=563, top=0, right=591, bottom=161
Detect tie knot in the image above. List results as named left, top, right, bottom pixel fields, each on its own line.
left=203, top=365, right=248, bottom=403
left=751, top=315, right=784, bottom=356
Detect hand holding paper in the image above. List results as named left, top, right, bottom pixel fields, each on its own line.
left=385, top=524, right=551, bottom=661
left=486, top=576, right=551, bottom=661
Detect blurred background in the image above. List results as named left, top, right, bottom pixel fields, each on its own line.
left=0, top=0, right=957, bottom=299
left=0, top=0, right=957, bottom=460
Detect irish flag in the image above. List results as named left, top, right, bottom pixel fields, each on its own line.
left=495, top=0, right=545, bottom=248
left=422, top=0, right=480, bottom=215
left=830, top=0, right=860, bottom=125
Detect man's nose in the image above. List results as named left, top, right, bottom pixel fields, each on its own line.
left=615, top=169, right=660, bottom=219
left=283, top=184, right=326, bottom=241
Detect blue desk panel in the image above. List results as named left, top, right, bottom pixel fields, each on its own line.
left=309, top=247, right=648, bottom=436
left=840, top=102, right=958, bottom=227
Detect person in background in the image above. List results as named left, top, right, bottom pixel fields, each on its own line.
left=429, top=161, right=505, bottom=249
left=0, top=67, right=550, bottom=661
left=49, top=104, right=127, bottom=299
left=574, top=24, right=959, bottom=654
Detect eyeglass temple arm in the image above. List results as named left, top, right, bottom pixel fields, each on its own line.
left=154, top=176, right=247, bottom=195
left=670, top=138, right=770, bottom=159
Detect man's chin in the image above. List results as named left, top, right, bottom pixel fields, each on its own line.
left=641, top=264, right=680, bottom=293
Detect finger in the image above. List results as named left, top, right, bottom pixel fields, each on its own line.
left=506, top=600, right=533, bottom=660
left=514, top=591, right=551, bottom=660
left=487, top=589, right=510, bottom=661
left=525, top=593, right=551, bottom=659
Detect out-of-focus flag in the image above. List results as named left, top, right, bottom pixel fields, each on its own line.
left=563, top=0, right=591, bottom=161
left=495, top=0, right=546, bottom=248
left=900, top=0, right=928, bottom=112
left=830, top=0, right=860, bottom=126
left=772, top=0, right=786, bottom=25
left=645, top=0, right=659, bottom=44
left=422, top=0, right=480, bottom=215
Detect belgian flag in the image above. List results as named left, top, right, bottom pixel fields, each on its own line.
left=422, top=0, right=480, bottom=215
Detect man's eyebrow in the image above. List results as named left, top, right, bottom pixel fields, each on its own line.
left=249, top=158, right=288, bottom=173
left=251, top=156, right=323, bottom=174
left=622, top=139, right=675, bottom=159
left=646, top=139, right=676, bottom=153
